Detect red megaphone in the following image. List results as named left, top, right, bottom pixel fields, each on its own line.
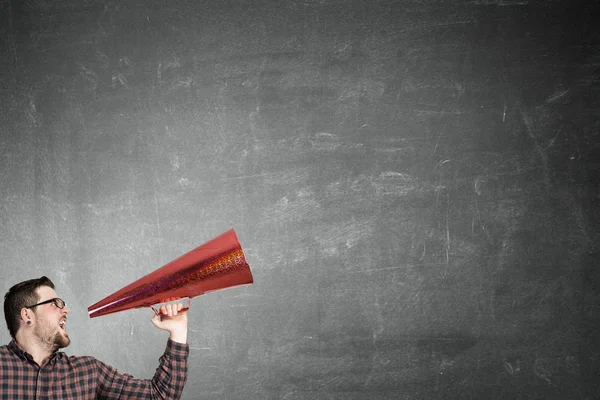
left=88, top=229, right=253, bottom=318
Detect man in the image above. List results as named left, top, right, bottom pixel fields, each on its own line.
left=0, top=276, right=189, bottom=399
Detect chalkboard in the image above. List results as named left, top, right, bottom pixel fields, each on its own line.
left=1, top=0, right=599, bottom=398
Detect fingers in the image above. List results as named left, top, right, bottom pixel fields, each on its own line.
left=156, top=302, right=186, bottom=317
left=151, top=303, right=188, bottom=337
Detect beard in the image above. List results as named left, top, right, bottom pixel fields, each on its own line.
left=34, top=323, right=70, bottom=351
left=51, top=330, right=70, bottom=350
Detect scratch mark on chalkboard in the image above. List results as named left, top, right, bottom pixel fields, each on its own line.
left=56, top=268, right=67, bottom=286
left=4, top=0, right=18, bottom=64
left=271, top=188, right=321, bottom=224
left=314, top=217, right=374, bottom=255
left=467, top=0, right=528, bottom=4
left=414, top=108, right=465, bottom=116
left=188, top=346, right=212, bottom=351
left=503, top=358, right=521, bottom=375
left=473, top=176, right=485, bottom=196
left=95, top=50, right=109, bottom=69
left=156, top=62, right=162, bottom=86
left=434, top=159, right=451, bottom=171
left=309, top=132, right=340, bottom=151
left=177, top=172, right=279, bottom=188
left=217, top=172, right=278, bottom=182
left=206, top=98, right=228, bottom=146
left=349, top=265, right=413, bottom=274
left=533, top=357, right=552, bottom=384
left=228, top=303, right=268, bottom=308
left=398, top=19, right=474, bottom=34
left=229, top=293, right=261, bottom=299
left=265, top=168, right=310, bottom=186
left=375, top=146, right=415, bottom=154
left=372, top=171, right=417, bottom=196
left=152, top=179, right=163, bottom=265
left=518, top=104, right=551, bottom=188
left=546, top=89, right=570, bottom=104
left=78, top=65, right=98, bottom=93
left=25, top=94, right=40, bottom=127
left=445, top=209, right=450, bottom=265
left=433, top=160, right=451, bottom=208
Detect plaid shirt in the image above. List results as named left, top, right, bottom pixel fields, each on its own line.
left=0, top=338, right=188, bottom=399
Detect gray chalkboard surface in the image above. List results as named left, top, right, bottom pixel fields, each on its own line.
left=1, top=1, right=599, bottom=398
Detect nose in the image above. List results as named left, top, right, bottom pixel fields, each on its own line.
left=62, top=305, right=70, bottom=315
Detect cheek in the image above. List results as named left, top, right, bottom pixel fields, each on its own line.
left=37, top=317, right=55, bottom=332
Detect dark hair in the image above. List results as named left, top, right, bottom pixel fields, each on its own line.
left=4, top=276, right=55, bottom=339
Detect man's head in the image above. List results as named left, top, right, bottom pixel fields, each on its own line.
left=4, top=276, right=70, bottom=349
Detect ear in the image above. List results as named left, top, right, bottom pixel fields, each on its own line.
left=20, top=307, right=32, bottom=325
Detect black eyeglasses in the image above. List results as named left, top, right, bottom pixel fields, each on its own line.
left=24, top=298, right=66, bottom=309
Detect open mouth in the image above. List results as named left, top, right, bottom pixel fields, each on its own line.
left=59, top=320, right=66, bottom=330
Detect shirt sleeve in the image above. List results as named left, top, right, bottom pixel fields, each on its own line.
left=95, top=339, right=189, bottom=399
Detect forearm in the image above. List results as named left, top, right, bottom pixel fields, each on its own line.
left=169, top=327, right=188, bottom=344
left=151, top=339, right=189, bottom=399
left=96, top=339, right=189, bottom=399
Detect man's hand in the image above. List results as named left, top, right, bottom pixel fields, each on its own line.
left=151, top=303, right=188, bottom=344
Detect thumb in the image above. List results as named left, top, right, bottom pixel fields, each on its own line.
left=151, top=312, right=162, bottom=328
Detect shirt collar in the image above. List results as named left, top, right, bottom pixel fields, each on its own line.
left=8, top=339, right=31, bottom=361
left=8, top=339, right=63, bottom=365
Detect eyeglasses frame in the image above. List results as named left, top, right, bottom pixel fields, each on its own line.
left=24, top=297, right=66, bottom=310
